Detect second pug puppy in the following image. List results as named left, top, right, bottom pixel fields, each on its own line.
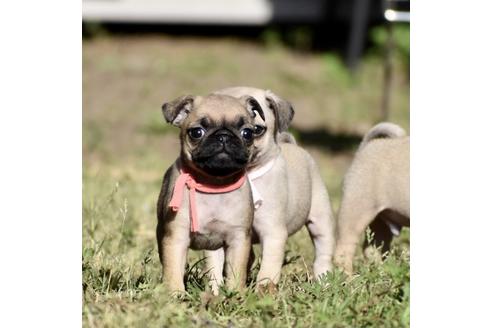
left=207, top=86, right=336, bottom=289
left=156, top=94, right=264, bottom=293
left=334, top=122, right=410, bottom=275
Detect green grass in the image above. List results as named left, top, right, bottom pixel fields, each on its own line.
left=83, top=29, right=409, bottom=327
left=83, top=175, right=409, bottom=327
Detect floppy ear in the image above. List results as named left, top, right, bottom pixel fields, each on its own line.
left=240, top=96, right=266, bottom=122
left=161, top=95, right=195, bottom=127
left=265, top=90, right=295, bottom=133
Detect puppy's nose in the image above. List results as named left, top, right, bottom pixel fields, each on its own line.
left=214, top=130, right=233, bottom=144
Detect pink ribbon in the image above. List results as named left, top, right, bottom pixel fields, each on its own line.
left=168, top=168, right=247, bottom=232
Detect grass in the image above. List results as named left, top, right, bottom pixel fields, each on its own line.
left=82, top=176, right=409, bottom=327
left=83, top=28, right=409, bottom=327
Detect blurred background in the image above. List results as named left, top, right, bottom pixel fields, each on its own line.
left=82, top=1, right=409, bottom=324
left=83, top=0, right=409, bottom=203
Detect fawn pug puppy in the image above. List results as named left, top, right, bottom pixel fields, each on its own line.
left=334, top=122, right=410, bottom=274
left=207, top=87, right=336, bottom=289
left=156, top=94, right=265, bottom=293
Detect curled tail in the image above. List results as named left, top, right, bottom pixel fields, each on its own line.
left=359, top=122, right=407, bottom=149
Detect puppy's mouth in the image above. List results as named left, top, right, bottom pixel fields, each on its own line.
left=191, top=131, right=250, bottom=177
left=192, top=148, right=249, bottom=177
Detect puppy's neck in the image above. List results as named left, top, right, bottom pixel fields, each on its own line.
left=248, top=141, right=281, bottom=171
left=178, top=159, right=246, bottom=186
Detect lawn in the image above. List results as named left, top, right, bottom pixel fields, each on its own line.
left=83, top=29, right=409, bottom=327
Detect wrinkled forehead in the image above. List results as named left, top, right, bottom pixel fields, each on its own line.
left=215, top=87, right=274, bottom=126
left=217, top=87, right=268, bottom=109
left=191, top=95, right=251, bottom=125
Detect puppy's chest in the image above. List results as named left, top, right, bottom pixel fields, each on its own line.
left=195, top=195, right=226, bottom=226
left=188, top=191, right=249, bottom=249
left=194, top=192, right=244, bottom=229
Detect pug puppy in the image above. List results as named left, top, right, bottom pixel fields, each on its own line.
left=207, top=87, right=336, bottom=289
left=334, top=122, right=409, bottom=274
left=156, top=94, right=265, bottom=293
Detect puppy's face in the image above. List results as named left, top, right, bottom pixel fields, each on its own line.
left=213, top=87, right=294, bottom=165
left=162, top=94, right=264, bottom=177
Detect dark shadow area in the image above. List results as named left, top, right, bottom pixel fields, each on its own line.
left=363, top=208, right=410, bottom=257
left=83, top=23, right=348, bottom=54
left=291, top=126, right=362, bottom=153
left=82, top=0, right=388, bottom=63
left=83, top=22, right=264, bottom=39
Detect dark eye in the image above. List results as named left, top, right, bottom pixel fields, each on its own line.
left=188, top=127, right=205, bottom=139
left=241, top=128, right=254, bottom=141
left=253, top=125, right=266, bottom=136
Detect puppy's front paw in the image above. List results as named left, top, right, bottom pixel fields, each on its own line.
left=333, top=254, right=354, bottom=276
left=161, top=276, right=186, bottom=294
left=313, top=262, right=333, bottom=280
left=256, top=281, right=278, bottom=295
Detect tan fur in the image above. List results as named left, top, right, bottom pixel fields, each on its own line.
left=334, top=122, right=410, bottom=274
left=278, top=132, right=297, bottom=144
left=156, top=94, right=258, bottom=293
left=211, top=87, right=336, bottom=286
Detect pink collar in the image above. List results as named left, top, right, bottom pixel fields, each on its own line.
left=168, top=166, right=246, bottom=232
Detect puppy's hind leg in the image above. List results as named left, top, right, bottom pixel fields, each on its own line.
left=205, top=248, right=225, bottom=295
left=334, top=193, right=378, bottom=275
left=306, top=175, right=336, bottom=279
